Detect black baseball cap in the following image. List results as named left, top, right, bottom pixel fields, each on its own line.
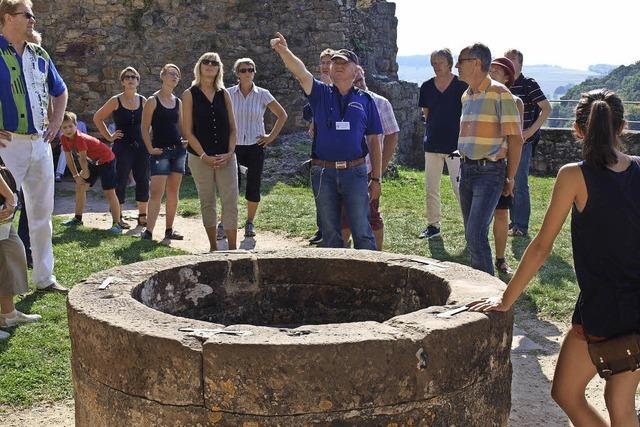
left=331, top=49, right=359, bottom=65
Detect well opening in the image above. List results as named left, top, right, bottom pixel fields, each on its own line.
left=133, top=257, right=451, bottom=326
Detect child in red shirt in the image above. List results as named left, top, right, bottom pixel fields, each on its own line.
left=60, top=112, right=122, bottom=234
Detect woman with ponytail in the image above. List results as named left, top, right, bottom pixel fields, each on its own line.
left=470, top=89, right=640, bottom=425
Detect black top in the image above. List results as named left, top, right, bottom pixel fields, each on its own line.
left=187, top=86, right=230, bottom=156
left=509, top=74, right=547, bottom=144
left=151, top=95, right=181, bottom=149
left=418, top=76, right=468, bottom=154
left=113, top=95, right=144, bottom=145
left=571, top=157, right=640, bottom=337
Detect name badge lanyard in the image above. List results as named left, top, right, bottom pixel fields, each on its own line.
left=328, top=88, right=353, bottom=129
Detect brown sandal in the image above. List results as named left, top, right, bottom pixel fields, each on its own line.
left=137, top=213, right=147, bottom=227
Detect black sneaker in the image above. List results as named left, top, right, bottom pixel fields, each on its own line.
left=141, top=229, right=152, bottom=240
left=418, top=225, right=440, bottom=239
left=164, top=228, right=184, bottom=240
left=309, top=230, right=323, bottom=245
left=244, top=221, right=256, bottom=238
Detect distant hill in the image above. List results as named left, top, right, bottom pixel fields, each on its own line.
left=397, top=55, right=609, bottom=100
left=551, top=61, right=640, bottom=130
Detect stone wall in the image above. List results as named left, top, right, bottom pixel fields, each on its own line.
left=34, top=0, right=413, bottom=134
left=532, top=129, right=640, bottom=176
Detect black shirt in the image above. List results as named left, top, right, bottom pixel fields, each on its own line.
left=112, top=95, right=144, bottom=145
left=151, top=95, right=181, bottom=149
left=187, top=86, right=230, bottom=156
left=509, top=74, right=547, bottom=143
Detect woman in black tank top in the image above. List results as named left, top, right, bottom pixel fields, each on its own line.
left=469, top=89, right=640, bottom=425
left=140, top=64, right=186, bottom=241
left=93, top=66, right=149, bottom=229
left=181, top=52, right=239, bottom=251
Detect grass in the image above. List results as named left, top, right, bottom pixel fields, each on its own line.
left=0, top=167, right=577, bottom=408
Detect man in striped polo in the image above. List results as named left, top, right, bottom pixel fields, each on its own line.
left=0, top=0, right=69, bottom=292
left=456, top=43, right=523, bottom=274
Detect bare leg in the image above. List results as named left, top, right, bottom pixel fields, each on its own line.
left=342, top=228, right=351, bottom=248
left=137, top=201, right=148, bottom=224
left=165, top=173, right=183, bottom=231
left=373, top=227, right=383, bottom=251
left=146, top=176, right=167, bottom=234
left=205, top=226, right=217, bottom=252
left=605, top=368, right=640, bottom=427
left=247, top=201, right=258, bottom=222
left=493, top=209, right=509, bottom=259
left=551, top=331, right=608, bottom=427
left=226, top=228, right=237, bottom=250
left=0, top=296, right=14, bottom=315
left=75, top=182, right=88, bottom=216
left=104, top=189, right=121, bottom=225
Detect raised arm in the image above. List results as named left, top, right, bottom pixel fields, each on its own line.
left=270, top=32, right=314, bottom=95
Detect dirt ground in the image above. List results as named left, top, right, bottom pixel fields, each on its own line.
left=0, top=183, right=635, bottom=426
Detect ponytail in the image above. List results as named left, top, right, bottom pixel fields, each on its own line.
left=574, top=89, right=624, bottom=169
left=583, top=100, right=617, bottom=169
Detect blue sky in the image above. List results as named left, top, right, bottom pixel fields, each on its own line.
left=393, top=0, right=638, bottom=70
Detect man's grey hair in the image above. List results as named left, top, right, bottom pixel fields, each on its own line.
left=465, top=43, right=492, bottom=73
left=504, top=48, right=523, bottom=65
left=430, top=48, right=453, bottom=69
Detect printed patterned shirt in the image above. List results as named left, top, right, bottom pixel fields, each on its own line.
left=0, top=35, right=66, bottom=135
left=458, top=77, right=522, bottom=160
left=228, top=84, right=275, bottom=146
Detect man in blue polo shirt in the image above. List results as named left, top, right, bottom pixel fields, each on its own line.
left=0, top=0, right=69, bottom=293
left=271, top=32, right=382, bottom=250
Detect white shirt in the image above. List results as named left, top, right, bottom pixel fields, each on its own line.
left=366, top=90, right=400, bottom=173
left=228, top=84, right=275, bottom=146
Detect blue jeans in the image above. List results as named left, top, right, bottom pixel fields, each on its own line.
left=510, top=142, right=533, bottom=233
left=150, top=146, right=187, bottom=176
left=459, top=161, right=506, bottom=275
left=311, top=163, right=375, bottom=250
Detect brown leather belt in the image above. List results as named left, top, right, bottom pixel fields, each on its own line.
left=311, top=157, right=365, bottom=169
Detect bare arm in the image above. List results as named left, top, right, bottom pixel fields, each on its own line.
left=64, top=151, right=79, bottom=177
left=44, top=89, right=68, bottom=143
left=503, top=133, right=524, bottom=196
left=93, top=97, right=122, bottom=142
left=77, top=151, right=90, bottom=179
left=421, top=107, right=429, bottom=122
left=270, top=32, right=314, bottom=95
left=258, top=99, right=288, bottom=146
left=523, top=99, right=552, bottom=140
left=469, top=165, right=582, bottom=311
left=141, top=96, right=161, bottom=155
left=381, top=132, right=399, bottom=173
left=0, top=172, right=16, bottom=223
left=366, top=134, right=382, bottom=200
left=222, top=89, right=237, bottom=159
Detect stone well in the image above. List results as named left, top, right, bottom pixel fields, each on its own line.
left=67, top=249, right=513, bottom=426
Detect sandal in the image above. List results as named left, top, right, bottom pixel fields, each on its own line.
left=164, top=228, right=184, bottom=240
left=495, top=258, right=513, bottom=274
left=137, top=213, right=147, bottom=227
left=118, top=218, right=131, bottom=230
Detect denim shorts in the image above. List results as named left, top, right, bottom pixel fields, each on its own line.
left=149, top=145, right=187, bottom=176
left=85, top=160, right=117, bottom=191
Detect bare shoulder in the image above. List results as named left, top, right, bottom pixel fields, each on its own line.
left=181, top=87, right=193, bottom=100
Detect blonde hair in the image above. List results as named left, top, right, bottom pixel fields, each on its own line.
left=320, top=48, right=335, bottom=60
left=0, top=0, right=33, bottom=25
left=119, top=66, right=140, bottom=82
left=160, top=63, right=180, bottom=79
left=233, top=57, right=256, bottom=75
left=62, top=111, right=78, bottom=125
left=192, top=52, right=224, bottom=90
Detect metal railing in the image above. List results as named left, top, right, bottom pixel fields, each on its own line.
left=545, top=99, right=640, bottom=128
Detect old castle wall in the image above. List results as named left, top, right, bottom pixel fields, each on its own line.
left=35, top=0, right=423, bottom=166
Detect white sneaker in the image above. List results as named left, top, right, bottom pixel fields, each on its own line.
left=0, top=330, right=9, bottom=340
left=1, top=311, right=42, bottom=327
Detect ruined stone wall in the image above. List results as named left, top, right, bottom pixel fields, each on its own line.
left=34, top=0, right=421, bottom=164
left=532, top=129, right=640, bottom=176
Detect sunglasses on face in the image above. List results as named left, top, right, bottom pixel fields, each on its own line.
left=201, top=59, right=220, bottom=66
left=164, top=71, right=180, bottom=78
left=123, top=75, right=139, bottom=80
left=238, top=68, right=255, bottom=74
left=12, top=11, right=36, bottom=21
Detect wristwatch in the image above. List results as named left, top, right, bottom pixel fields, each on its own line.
left=369, top=177, right=381, bottom=183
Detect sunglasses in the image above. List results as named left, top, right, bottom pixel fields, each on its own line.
left=123, top=75, right=139, bottom=80
left=238, top=68, right=255, bottom=74
left=201, top=59, right=220, bottom=66
left=11, top=11, right=36, bottom=21
left=164, top=71, right=180, bottom=78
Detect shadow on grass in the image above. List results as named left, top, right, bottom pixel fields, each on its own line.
left=112, top=239, right=167, bottom=264
left=427, top=237, right=468, bottom=265
left=53, top=225, right=122, bottom=248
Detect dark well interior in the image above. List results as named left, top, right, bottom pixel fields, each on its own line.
left=133, top=257, right=451, bottom=326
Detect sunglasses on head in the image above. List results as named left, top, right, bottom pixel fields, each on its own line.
left=201, top=59, right=220, bottom=66
left=123, top=75, right=139, bottom=80
left=11, top=11, right=36, bottom=20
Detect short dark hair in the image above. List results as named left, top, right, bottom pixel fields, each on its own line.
left=464, top=43, right=491, bottom=73
left=62, top=111, right=77, bottom=125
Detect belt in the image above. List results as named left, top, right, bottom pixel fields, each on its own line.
left=9, top=132, right=40, bottom=141
left=461, top=157, right=505, bottom=165
left=311, top=157, right=366, bottom=169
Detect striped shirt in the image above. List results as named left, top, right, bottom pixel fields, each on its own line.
left=509, top=74, right=546, bottom=143
left=228, top=84, right=275, bottom=146
left=458, top=77, right=522, bottom=160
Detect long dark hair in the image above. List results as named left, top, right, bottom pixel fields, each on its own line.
left=574, top=89, right=624, bottom=169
